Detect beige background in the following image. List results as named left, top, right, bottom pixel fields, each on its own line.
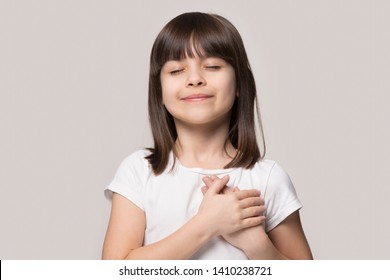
left=1, top=0, right=389, bottom=259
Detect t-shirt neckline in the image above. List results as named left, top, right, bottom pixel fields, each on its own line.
left=175, top=157, right=235, bottom=175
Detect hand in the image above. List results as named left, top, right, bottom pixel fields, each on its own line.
left=197, top=175, right=265, bottom=238
left=201, top=176, right=267, bottom=257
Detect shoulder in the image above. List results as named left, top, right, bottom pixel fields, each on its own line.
left=122, top=149, right=149, bottom=161
left=252, top=159, right=291, bottom=185
left=251, top=159, right=290, bottom=186
left=105, top=149, right=153, bottom=207
left=114, top=149, right=152, bottom=180
left=254, top=160, right=302, bottom=232
left=252, top=159, right=277, bottom=174
left=119, top=149, right=150, bottom=169
left=250, top=159, right=297, bottom=202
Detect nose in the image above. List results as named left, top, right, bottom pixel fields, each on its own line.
left=186, top=68, right=206, bottom=87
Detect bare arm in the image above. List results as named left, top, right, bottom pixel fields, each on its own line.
left=202, top=176, right=313, bottom=260
left=102, top=175, right=264, bottom=260
left=102, top=193, right=213, bottom=259
left=244, top=211, right=313, bottom=260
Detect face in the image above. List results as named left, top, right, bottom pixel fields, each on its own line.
left=160, top=55, right=236, bottom=127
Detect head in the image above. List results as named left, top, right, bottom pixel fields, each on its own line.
left=146, top=12, right=265, bottom=174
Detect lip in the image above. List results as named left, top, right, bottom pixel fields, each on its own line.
left=181, top=93, right=213, bottom=102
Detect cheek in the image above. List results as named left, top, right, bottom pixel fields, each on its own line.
left=222, top=67, right=236, bottom=88
left=161, top=85, right=178, bottom=114
left=225, top=74, right=237, bottom=109
left=221, top=73, right=236, bottom=99
left=161, top=77, right=180, bottom=101
left=229, top=72, right=237, bottom=93
left=161, top=87, right=175, bottom=106
left=161, top=79, right=173, bottom=105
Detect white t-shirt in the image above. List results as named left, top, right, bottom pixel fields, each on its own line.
left=105, top=149, right=302, bottom=260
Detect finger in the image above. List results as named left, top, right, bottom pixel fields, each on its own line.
left=201, top=186, right=209, bottom=195
left=259, top=196, right=265, bottom=206
left=241, top=206, right=266, bottom=219
left=234, top=189, right=260, bottom=200
left=202, top=175, right=220, bottom=187
left=222, top=186, right=233, bottom=194
left=202, top=177, right=215, bottom=190
left=239, top=196, right=262, bottom=208
left=240, top=215, right=266, bottom=229
left=202, top=176, right=212, bottom=185
left=233, top=186, right=239, bottom=192
left=206, top=175, right=230, bottom=195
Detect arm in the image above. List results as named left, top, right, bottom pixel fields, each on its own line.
left=202, top=176, right=313, bottom=260
left=102, top=193, right=213, bottom=259
left=102, top=175, right=264, bottom=260
left=243, top=211, right=313, bottom=260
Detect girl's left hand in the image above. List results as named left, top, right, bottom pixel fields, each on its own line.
left=201, top=176, right=268, bottom=258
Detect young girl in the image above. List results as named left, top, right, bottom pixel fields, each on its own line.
left=102, top=12, right=312, bottom=260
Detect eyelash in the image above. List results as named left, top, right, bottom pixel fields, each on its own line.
left=169, top=66, right=221, bottom=75
left=170, top=69, right=184, bottom=75
left=205, top=66, right=221, bottom=70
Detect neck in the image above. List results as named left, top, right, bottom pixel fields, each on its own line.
left=173, top=119, right=236, bottom=169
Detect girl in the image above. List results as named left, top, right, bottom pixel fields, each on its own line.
left=102, top=12, right=312, bottom=260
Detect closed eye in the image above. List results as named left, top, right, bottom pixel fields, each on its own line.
left=205, top=66, right=221, bottom=70
left=170, top=69, right=184, bottom=75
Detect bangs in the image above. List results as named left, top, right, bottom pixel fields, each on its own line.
left=152, top=13, right=237, bottom=67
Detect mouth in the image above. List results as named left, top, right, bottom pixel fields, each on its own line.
left=181, top=93, right=213, bottom=102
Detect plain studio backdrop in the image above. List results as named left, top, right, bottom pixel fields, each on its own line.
left=1, top=0, right=389, bottom=259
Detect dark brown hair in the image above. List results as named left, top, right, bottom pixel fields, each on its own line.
left=146, top=12, right=265, bottom=174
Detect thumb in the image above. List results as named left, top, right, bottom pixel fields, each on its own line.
left=205, top=175, right=230, bottom=195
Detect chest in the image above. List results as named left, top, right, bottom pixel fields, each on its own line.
left=142, top=170, right=264, bottom=230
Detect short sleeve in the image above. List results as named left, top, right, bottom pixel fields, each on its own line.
left=104, top=152, right=146, bottom=211
left=263, top=162, right=302, bottom=232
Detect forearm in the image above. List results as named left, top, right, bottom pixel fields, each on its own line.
left=125, top=214, right=212, bottom=260
left=243, top=227, right=313, bottom=260
left=244, top=232, right=288, bottom=260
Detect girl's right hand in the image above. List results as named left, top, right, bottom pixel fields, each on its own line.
left=197, top=175, right=265, bottom=237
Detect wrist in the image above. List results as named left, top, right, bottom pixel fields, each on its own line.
left=241, top=229, right=268, bottom=259
left=192, top=213, right=216, bottom=242
left=245, top=232, right=287, bottom=260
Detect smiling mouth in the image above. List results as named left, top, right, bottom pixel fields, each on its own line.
left=182, top=94, right=213, bottom=102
